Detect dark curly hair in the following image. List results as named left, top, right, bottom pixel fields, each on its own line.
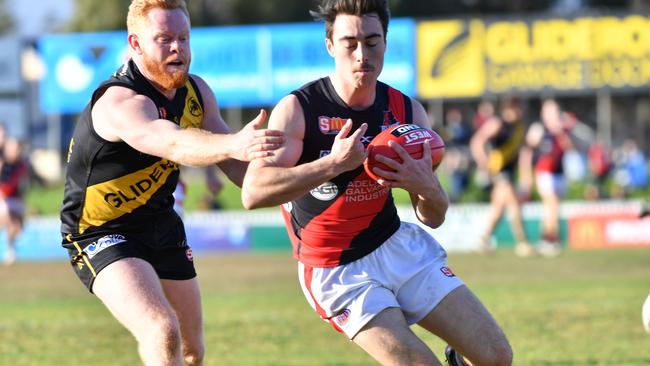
left=310, top=0, right=390, bottom=41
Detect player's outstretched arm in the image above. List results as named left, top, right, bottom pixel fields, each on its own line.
left=192, top=75, right=284, bottom=186
left=92, top=84, right=283, bottom=169
left=470, top=117, right=500, bottom=173
left=241, top=94, right=367, bottom=209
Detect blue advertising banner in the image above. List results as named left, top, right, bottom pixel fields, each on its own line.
left=38, top=31, right=128, bottom=114
left=38, top=19, right=415, bottom=113
left=2, top=215, right=253, bottom=262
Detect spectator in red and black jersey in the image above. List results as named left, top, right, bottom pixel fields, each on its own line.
left=585, top=140, right=612, bottom=200
left=0, top=138, right=29, bottom=265
left=519, top=98, right=575, bottom=257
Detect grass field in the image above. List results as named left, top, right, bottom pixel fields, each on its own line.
left=1, top=248, right=649, bottom=365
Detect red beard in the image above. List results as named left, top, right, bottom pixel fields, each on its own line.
left=142, top=53, right=189, bottom=90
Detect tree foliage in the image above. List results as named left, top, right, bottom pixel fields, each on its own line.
left=64, top=0, right=632, bottom=33
left=66, top=0, right=131, bottom=32
left=65, top=0, right=317, bottom=32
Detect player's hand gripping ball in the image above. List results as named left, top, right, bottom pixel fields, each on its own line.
left=364, top=124, right=445, bottom=182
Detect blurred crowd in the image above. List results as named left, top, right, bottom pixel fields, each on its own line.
left=0, top=123, right=30, bottom=265
left=437, top=98, right=649, bottom=204
left=2, top=96, right=650, bottom=264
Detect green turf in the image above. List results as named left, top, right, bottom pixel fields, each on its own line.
left=1, top=248, right=649, bottom=365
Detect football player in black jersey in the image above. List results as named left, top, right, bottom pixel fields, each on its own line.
left=60, top=1, right=283, bottom=365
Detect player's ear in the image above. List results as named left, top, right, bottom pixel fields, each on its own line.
left=128, top=34, right=143, bottom=55
left=325, top=37, right=335, bottom=57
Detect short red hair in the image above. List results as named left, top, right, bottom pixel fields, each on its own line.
left=126, top=0, right=189, bottom=34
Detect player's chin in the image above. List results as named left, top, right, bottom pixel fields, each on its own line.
left=164, top=71, right=189, bottom=89
left=353, top=74, right=375, bottom=87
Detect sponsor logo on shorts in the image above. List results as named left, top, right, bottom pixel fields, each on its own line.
left=310, top=181, right=339, bottom=201
left=335, top=308, right=351, bottom=326
left=440, top=266, right=455, bottom=277
left=185, top=248, right=194, bottom=261
left=319, top=150, right=331, bottom=158
left=84, top=234, right=127, bottom=259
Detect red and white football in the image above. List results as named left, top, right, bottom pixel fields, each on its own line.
left=364, top=124, right=445, bottom=182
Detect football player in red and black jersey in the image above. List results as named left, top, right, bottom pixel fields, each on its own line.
left=242, top=1, right=512, bottom=365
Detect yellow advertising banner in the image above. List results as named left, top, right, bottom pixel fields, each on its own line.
left=417, top=14, right=650, bottom=98
left=417, top=20, right=486, bottom=98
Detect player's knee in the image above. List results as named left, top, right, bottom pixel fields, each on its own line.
left=148, top=316, right=182, bottom=351
left=184, top=352, right=204, bottom=366
left=183, top=342, right=205, bottom=366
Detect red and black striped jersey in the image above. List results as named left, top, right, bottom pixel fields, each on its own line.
left=535, top=126, right=568, bottom=174
left=283, top=77, right=412, bottom=267
left=60, top=60, right=204, bottom=237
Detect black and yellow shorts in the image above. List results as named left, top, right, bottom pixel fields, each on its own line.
left=62, top=230, right=196, bottom=293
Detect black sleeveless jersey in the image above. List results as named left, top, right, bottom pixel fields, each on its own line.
left=60, top=59, right=205, bottom=236
left=282, top=77, right=413, bottom=267
left=488, top=119, right=524, bottom=175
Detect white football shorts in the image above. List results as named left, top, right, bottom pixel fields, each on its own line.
left=298, top=221, right=464, bottom=339
left=535, top=171, right=566, bottom=198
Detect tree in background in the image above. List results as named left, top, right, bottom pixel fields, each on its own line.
left=228, top=0, right=312, bottom=25
left=0, top=0, right=14, bottom=34
left=65, top=0, right=314, bottom=32
left=65, top=0, right=131, bottom=32
left=63, top=0, right=635, bottom=33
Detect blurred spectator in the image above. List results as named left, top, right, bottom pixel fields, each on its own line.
left=442, top=107, right=473, bottom=202
left=173, top=165, right=224, bottom=217
left=0, top=123, right=6, bottom=153
left=561, top=112, right=593, bottom=184
left=519, top=99, right=575, bottom=257
left=584, top=140, right=612, bottom=200
left=470, top=97, right=535, bottom=257
left=197, top=165, right=224, bottom=211
left=0, top=138, right=29, bottom=265
left=472, top=99, right=495, bottom=131
left=611, top=139, right=648, bottom=199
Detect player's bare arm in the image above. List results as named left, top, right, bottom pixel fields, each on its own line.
left=192, top=74, right=282, bottom=186
left=469, top=116, right=501, bottom=171
left=242, top=94, right=367, bottom=209
left=92, top=85, right=283, bottom=167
